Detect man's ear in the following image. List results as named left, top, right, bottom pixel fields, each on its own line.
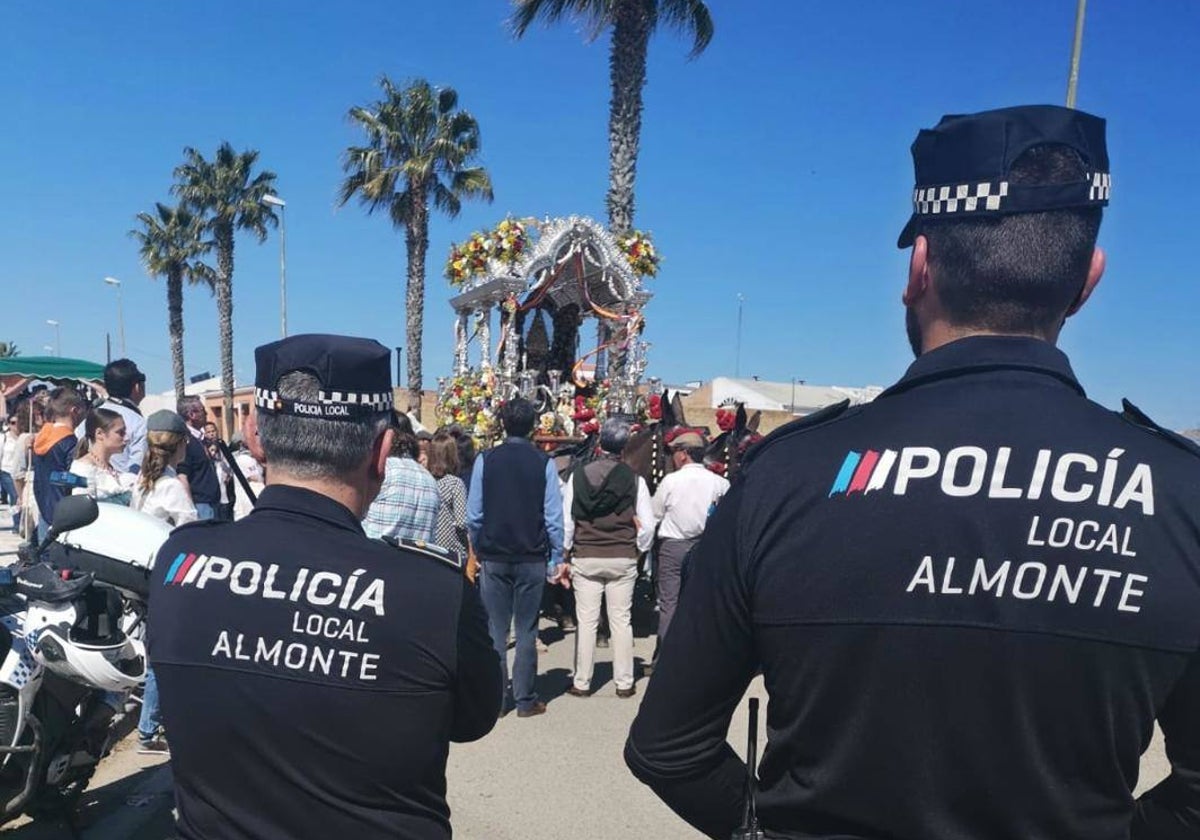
left=372, top=429, right=394, bottom=480
left=903, top=234, right=931, bottom=307
left=1066, top=246, right=1105, bottom=318
left=245, top=411, right=266, bottom=463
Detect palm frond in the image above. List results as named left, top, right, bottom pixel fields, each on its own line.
left=341, top=76, right=492, bottom=233
left=660, top=0, right=714, bottom=57
left=509, top=0, right=612, bottom=40
left=451, top=168, right=495, bottom=203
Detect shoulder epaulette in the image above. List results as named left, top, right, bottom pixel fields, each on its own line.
left=740, top=399, right=856, bottom=473
left=1119, top=399, right=1200, bottom=461
left=380, top=536, right=464, bottom=571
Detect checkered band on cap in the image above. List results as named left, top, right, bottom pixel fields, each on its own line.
left=254, top=387, right=393, bottom=412
left=912, top=180, right=1010, bottom=216
left=912, top=171, right=1111, bottom=217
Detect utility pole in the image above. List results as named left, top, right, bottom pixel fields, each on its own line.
left=735, top=294, right=745, bottom=378
left=1065, top=0, right=1087, bottom=108
left=261, top=194, right=288, bottom=337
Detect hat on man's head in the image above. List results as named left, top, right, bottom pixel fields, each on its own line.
left=254, top=334, right=393, bottom=421
left=669, top=430, right=706, bottom=450
left=146, top=410, right=187, bottom=435
left=898, top=104, right=1110, bottom=249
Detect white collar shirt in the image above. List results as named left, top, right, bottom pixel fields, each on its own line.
left=651, top=462, right=731, bottom=540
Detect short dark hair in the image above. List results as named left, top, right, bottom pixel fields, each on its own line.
left=499, top=398, right=536, bottom=438
left=389, top=411, right=419, bottom=460
left=47, top=387, right=85, bottom=422
left=682, top=446, right=706, bottom=464
left=256, top=371, right=390, bottom=480
left=922, top=144, right=1103, bottom=334
left=104, top=359, right=145, bottom=399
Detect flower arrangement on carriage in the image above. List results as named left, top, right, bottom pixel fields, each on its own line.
left=444, top=218, right=530, bottom=288
left=442, top=215, right=658, bottom=450
left=616, top=229, right=660, bottom=278
left=435, top=370, right=497, bottom=443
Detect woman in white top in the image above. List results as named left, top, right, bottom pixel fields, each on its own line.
left=1, top=411, right=32, bottom=534
left=132, top=411, right=197, bottom=527
left=70, top=408, right=137, bottom=506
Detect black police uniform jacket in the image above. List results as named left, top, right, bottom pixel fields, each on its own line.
left=148, top=485, right=502, bottom=840
left=626, top=336, right=1200, bottom=840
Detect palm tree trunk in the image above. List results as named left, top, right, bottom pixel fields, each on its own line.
left=606, top=0, right=652, bottom=236
left=216, top=224, right=236, bottom=439
left=167, top=265, right=186, bottom=401
left=405, top=187, right=429, bottom=421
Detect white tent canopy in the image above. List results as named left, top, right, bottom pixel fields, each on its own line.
left=709, top=376, right=883, bottom=416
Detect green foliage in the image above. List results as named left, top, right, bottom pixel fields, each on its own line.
left=130, top=202, right=214, bottom=289
left=172, top=142, right=279, bottom=242
left=339, top=76, right=493, bottom=227
left=509, top=0, right=714, bottom=58
left=0, top=342, right=19, bottom=358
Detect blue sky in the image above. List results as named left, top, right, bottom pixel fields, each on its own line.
left=3, top=1, right=1198, bottom=428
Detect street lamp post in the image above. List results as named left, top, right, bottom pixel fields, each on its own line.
left=735, top=293, right=745, bottom=378
left=790, top=376, right=797, bottom=414
left=262, top=194, right=287, bottom=338
left=46, top=320, right=60, bottom=356
left=103, top=276, right=126, bottom=356
left=1065, top=0, right=1087, bottom=108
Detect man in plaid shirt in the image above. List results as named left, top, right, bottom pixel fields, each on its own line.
left=362, top=412, right=440, bottom=542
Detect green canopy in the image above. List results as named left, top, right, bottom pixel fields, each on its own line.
left=0, top=356, right=106, bottom=383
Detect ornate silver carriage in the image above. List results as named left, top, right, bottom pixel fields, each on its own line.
left=437, top=216, right=658, bottom=441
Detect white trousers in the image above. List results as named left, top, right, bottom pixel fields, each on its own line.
left=571, top=555, right=638, bottom=691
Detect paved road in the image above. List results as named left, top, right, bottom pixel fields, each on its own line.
left=0, top=520, right=1172, bottom=839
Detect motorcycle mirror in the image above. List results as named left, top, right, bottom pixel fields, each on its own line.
left=28, top=495, right=100, bottom=562
left=42, top=496, right=100, bottom=551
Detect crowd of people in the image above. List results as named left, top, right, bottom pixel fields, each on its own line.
left=351, top=393, right=732, bottom=716
left=0, top=358, right=265, bottom=756
left=5, top=103, right=1196, bottom=840
left=1, top=356, right=734, bottom=744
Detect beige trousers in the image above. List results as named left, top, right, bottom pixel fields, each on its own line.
left=571, top=555, right=638, bottom=691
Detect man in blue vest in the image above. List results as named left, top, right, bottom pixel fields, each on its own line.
left=467, top=397, right=567, bottom=717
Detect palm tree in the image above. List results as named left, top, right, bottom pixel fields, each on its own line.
left=173, top=143, right=277, bottom=437
left=340, top=76, right=493, bottom=418
left=130, top=203, right=214, bottom=400
left=0, top=342, right=19, bottom=358
left=510, top=0, right=713, bottom=235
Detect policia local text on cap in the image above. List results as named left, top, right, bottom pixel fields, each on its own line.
left=625, top=105, right=1200, bottom=840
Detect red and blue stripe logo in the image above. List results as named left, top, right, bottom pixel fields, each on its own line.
left=163, top=552, right=209, bottom=585
left=828, top=449, right=898, bottom=497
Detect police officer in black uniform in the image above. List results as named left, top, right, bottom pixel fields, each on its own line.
left=149, top=334, right=501, bottom=839
left=625, top=105, right=1200, bottom=840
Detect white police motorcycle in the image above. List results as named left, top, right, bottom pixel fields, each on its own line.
left=0, top=496, right=168, bottom=827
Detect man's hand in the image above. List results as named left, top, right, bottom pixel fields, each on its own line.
left=549, top=562, right=572, bottom=589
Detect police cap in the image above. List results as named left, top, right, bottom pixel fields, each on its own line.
left=253, top=334, right=393, bottom=421
left=898, top=104, right=1110, bottom=248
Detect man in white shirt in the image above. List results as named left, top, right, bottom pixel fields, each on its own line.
left=651, top=431, right=730, bottom=648
left=95, top=359, right=148, bottom=474
left=562, top=416, right=656, bottom=698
